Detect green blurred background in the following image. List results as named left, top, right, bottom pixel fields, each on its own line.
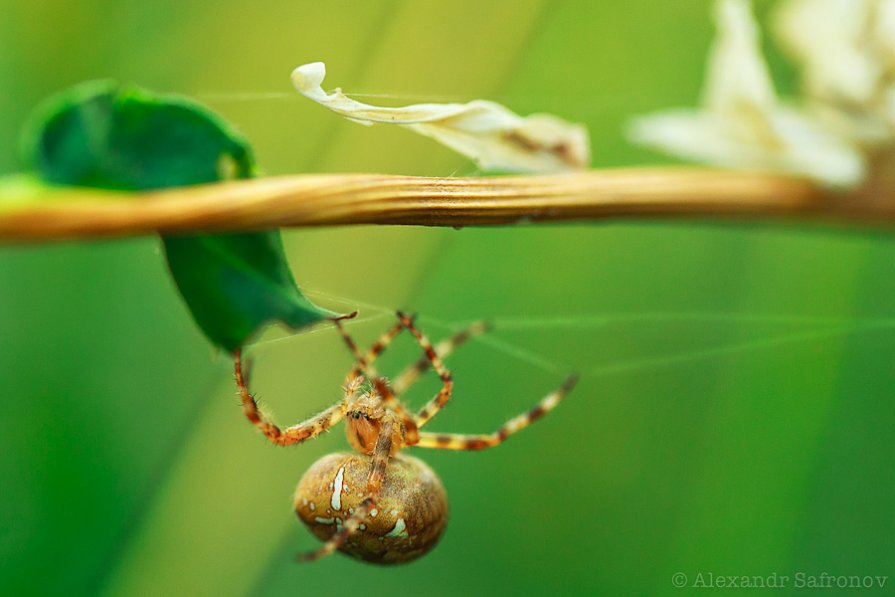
left=1, top=1, right=893, bottom=595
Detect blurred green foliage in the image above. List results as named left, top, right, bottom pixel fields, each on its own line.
left=1, top=1, right=893, bottom=596
left=22, top=81, right=332, bottom=351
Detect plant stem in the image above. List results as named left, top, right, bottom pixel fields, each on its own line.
left=0, top=167, right=885, bottom=243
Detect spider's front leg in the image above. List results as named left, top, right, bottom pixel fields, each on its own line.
left=235, top=348, right=345, bottom=446
left=332, top=315, right=421, bottom=444
left=337, top=312, right=403, bottom=392
left=395, top=311, right=455, bottom=428
left=298, top=420, right=395, bottom=562
left=390, top=319, right=491, bottom=396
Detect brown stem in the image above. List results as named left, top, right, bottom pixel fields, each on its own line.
left=0, top=167, right=886, bottom=243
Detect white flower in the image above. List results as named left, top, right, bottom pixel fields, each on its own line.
left=629, top=0, right=866, bottom=187
left=291, top=62, right=590, bottom=174
left=774, top=0, right=895, bottom=144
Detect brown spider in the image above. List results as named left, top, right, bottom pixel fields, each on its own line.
left=234, top=311, right=577, bottom=564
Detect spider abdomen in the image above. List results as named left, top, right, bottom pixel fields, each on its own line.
left=294, top=452, right=448, bottom=564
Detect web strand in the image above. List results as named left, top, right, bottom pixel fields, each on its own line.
left=248, top=286, right=895, bottom=382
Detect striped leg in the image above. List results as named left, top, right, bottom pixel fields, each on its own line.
left=333, top=311, right=391, bottom=387
left=235, top=348, right=345, bottom=446
left=299, top=420, right=395, bottom=562
left=341, top=319, right=404, bottom=393
left=390, top=320, right=491, bottom=396
left=414, top=374, right=579, bottom=450
left=395, top=311, right=454, bottom=429
left=332, top=314, right=419, bottom=444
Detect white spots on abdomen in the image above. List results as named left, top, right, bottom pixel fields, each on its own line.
left=331, top=466, right=345, bottom=511
left=384, top=518, right=408, bottom=539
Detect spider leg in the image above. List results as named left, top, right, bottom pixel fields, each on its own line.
left=414, top=374, right=578, bottom=450
left=391, top=320, right=491, bottom=396
left=341, top=319, right=405, bottom=392
left=332, top=315, right=420, bottom=445
left=395, top=311, right=454, bottom=429
left=299, top=419, right=395, bottom=562
left=331, top=311, right=388, bottom=382
left=235, top=349, right=345, bottom=446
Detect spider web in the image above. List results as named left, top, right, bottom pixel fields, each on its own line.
left=245, top=286, right=895, bottom=384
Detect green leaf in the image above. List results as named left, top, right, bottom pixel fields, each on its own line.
left=23, top=80, right=334, bottom=351
left=162, top=232, right=334, bottom=353
left=22, top=80, right=255, bottom=189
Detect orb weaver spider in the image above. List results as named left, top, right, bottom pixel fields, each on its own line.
left=234, top=311, right=578, bottom=564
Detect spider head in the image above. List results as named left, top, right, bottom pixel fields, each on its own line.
left=346, top=391, right=385, bottom=419
left=345, top=392, right=386, bottom=454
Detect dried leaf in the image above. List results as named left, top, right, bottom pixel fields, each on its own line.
left=292, top=62, right=590, bottom=173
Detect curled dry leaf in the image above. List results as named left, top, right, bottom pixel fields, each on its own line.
left=291, top=62, right=590, bottom=174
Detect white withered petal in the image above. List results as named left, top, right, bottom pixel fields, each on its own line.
left=291, top=62, right=590, bottom=174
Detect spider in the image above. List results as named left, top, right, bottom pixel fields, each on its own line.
left=234, top=311, right=578, bottom=564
